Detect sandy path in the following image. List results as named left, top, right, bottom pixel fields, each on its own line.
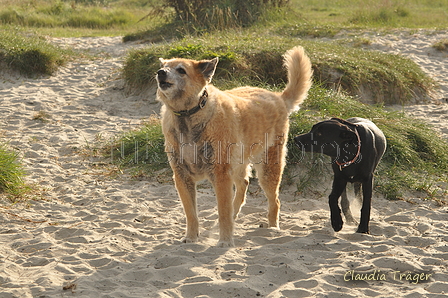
left=0, top=33, right=447, bottom=298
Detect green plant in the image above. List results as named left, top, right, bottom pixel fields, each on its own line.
left=348, top=0, right=411, bottom=26
left=123, top=35, right=435, bottom=104
left=124, top=43, right=239, bottom=88
left=0, top=143, right=27, bottom=197
left=32, top=110, right=51, bottom=122
left=0, top=1, right=137, bottom=29
left=106, top=117, right=168, bottom=175
left=432, top=39, right=448, bottom=51
left=165, top=0, right=287, bottom=30
left=0, top=28, right=70, bottom=76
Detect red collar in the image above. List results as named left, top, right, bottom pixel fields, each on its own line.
left=336, top=128, right=361, bottom=171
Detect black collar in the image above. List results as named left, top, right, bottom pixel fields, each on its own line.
left=173, top=89, right=208, bottom=117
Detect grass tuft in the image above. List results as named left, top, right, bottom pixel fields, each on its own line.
left=105, top=116, right=168, bottom=176
left=0, top=27, right=71, bottom=76
left=123, top=34, right=435, bottom=104
left=432, top=39, right=448, bottom=51
left=0, top=143, right=28, bottom=198
left=0, top=2, right=136, bottom=29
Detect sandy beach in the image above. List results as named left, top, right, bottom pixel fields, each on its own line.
left=0, top=31, right=447, bottom=297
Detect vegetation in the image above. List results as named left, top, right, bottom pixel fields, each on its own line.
left=0, top=143, right=28, bottom=198
left=106, top=116, right=167, bottom=176
left=432, top=38, right=448, bottom=51
left=123, top=37, right=435, bottom=104
left=164, top=0, right=287, bottom=29
left=123, top=0, right=448, bottom=42
left=0, top=27, right=71, bottom=76
left=0, top=0, right=137, bottom=29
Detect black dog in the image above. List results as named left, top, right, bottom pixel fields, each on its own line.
left=294, top=117, right=386, bottom=234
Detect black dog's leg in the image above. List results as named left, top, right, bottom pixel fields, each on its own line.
left=357, top=176, right=373, bottom=234
left=329, top=177, right=347, bottom=232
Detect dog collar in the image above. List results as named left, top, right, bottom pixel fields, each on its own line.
left=173, top=89, right=208, bottom=117
left=336, top=128, right=361, bottom=171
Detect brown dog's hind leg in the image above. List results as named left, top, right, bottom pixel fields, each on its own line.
left=173, top=172, right=199, bottom=243
left=254, top=144, right=285, bottom=229
left=233, top=165, right=250, bottom=220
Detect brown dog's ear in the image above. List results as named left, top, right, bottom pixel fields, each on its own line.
left=198, top=57, right=219, bottom=82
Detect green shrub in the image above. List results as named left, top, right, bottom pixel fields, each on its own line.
left=124, top=44, right=239, bottom=88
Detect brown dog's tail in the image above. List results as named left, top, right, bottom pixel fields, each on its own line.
left=281, top=46, right=313, bottom=112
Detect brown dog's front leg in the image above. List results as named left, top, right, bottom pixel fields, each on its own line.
left=213, top=173, right=235, bottom=247
left=174, top=172, right=199, bottom=243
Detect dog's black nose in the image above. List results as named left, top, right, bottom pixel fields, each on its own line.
left=157, top=69, right=166, bottom=77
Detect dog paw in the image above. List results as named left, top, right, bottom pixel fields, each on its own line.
left=356, top=227, right=370, bottom=234
left=181, top=236, right=198, bottom=243
left=331, top=215, right=343, bottom=232
left=217, top=239, right=235, bottom=247
left=268, top=224, right=280, bottom=230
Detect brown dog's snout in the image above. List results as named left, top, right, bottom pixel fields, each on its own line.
left=157, top=69, right=167, bottom=79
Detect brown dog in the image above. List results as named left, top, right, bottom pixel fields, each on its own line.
left=156, top=46, right=312, bottom=246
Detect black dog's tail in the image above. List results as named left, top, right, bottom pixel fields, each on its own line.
left=281, top=46, right=313, bottom=112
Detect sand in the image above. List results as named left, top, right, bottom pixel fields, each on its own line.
left=0, top=31, right=447, bottom=298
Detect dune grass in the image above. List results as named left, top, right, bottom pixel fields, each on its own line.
left=0, top=143, right=28, bottom=199
left=123, top=35, right=435, bottom=104
left=123, top=0, right=448, bottom=43
left=0, top=1, right=137, bottom=29
left=432, top=39, right=448, bottom=51
left=0, top=27, right=71, bottom=76
left=290, top=0, right=448, bottom=29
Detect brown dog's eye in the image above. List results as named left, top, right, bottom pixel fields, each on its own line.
left=177, top=68, right=186, bottom=75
